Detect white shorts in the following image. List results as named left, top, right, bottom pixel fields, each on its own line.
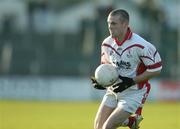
left=101, top=85, right=149, bottom=114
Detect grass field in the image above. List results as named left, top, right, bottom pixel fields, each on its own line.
left=0, top=100, right=180, bottom=129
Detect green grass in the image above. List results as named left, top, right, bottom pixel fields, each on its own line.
left=0, top=100, right=180, bottom=129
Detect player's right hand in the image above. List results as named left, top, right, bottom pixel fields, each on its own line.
left=90, top=76, right=106, bottom=90
left=112, top=76, right=135, bottom=93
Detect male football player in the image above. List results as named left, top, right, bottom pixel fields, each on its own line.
left=91, top=9, right=162, bottom=129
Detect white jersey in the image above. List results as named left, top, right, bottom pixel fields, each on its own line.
left=101, top=28, right=162, bottom=89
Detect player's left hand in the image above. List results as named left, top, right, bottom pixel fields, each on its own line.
left=112, top=76, right=135, bottom=93
left=90, top=76, right=106, bottom=90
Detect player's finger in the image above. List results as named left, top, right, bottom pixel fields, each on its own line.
left=90, top=76, right=97, bottom=83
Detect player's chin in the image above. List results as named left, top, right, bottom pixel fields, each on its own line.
left=110, top=33, right=117, bottom=38
left=110, top=34, right=115, bottom=38
left=111, top=35, right=117, bottom=38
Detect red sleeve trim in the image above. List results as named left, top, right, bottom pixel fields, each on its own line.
left=147, top=62, right=162, bottom=69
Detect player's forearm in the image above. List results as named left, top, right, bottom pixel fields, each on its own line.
left=133, top=70, right=161, bottom=83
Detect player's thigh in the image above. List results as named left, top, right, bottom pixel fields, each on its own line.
left=103, top=107, right=131, bottom=129
left=94, top=104, right=115, bottom=128
left=94, top=91, right=117, bottom=129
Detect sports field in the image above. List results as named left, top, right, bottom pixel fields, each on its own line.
left=0, top=100, right=179, bottom=129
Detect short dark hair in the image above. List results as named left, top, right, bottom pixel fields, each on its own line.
left=109, top=9, right=129, bottom=23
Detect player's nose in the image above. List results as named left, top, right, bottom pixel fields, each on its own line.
left=108, top=26, right=113, bottom=32
left=108, top=23, right=113, bottom=29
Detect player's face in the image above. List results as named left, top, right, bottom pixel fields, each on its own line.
left=107, top=15, right=127, bottom=38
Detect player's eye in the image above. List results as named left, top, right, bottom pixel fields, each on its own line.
left=108, top=22, right=116, bottom=28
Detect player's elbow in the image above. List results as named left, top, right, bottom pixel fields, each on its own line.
left=154, top=70, right=161, bottom=76
left=150, top=70, right=161, bottom=78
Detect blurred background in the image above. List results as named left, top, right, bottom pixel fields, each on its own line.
left=0, top=0, right=180, bottom=129
left=0, top=0, right=179, bottom=101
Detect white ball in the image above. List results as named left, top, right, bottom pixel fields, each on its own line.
left=95, top=64, right=119, bottom=87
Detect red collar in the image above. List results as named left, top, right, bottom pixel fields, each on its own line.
left=114, top=27, right=132, bottom=46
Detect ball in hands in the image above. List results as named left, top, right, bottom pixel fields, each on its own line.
left=95, top=64, right=119, bottom=87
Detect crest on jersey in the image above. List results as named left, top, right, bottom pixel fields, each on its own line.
left=117, top=47, right=122, bottom=51
left=126, top=49, right=133, bottom=58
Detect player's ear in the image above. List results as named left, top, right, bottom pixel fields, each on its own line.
left=122, top=21, right=128, bottom=28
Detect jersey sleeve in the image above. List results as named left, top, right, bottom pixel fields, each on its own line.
left=139, top=43, right=162, bottom=72
left=101, top=43, right=110, bottom=64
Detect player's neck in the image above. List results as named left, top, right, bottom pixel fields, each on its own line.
left=117, top=32, right=126, bottom=42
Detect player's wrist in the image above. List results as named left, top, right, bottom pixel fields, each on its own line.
left=119, top=76, right=135, bottom=87
left=130, top=78, right=136, bottom=86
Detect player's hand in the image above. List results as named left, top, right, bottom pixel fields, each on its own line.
left=90, top=76, right=106, bottom=90
left=112, top=76, right=135, bottom=93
